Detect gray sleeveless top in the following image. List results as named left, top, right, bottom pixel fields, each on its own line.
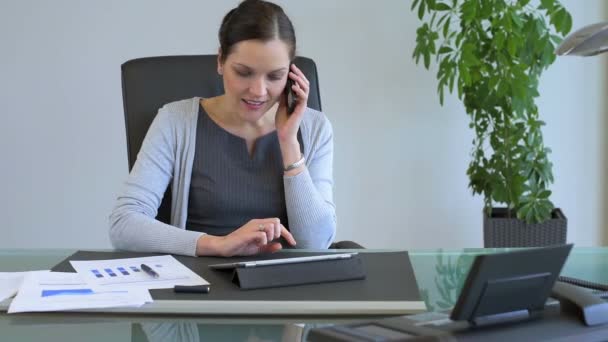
left=186, top=104, right=301, bottom=236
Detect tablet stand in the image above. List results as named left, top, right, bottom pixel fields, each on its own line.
left=229, top=254, right=366, bottom=290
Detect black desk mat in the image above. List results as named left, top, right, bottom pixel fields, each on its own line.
left=52, top=251, right=420, bottom=302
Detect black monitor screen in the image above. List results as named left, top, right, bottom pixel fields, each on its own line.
left=450, top=244, right=573, bottom=324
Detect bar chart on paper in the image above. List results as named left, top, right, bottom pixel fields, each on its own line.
left=88, top=264, right=178, bottom=284
left=7, top=271, right=152, bottom=313
left=70, top=255, right=209, bottom=290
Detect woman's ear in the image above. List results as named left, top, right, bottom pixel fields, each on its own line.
left=217, top=52, right=223, bottom=75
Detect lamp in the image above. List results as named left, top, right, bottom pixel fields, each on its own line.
left=556, top=22, right=608, bottom=56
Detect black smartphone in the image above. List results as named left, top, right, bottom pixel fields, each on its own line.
left=284, top=63, right=296, bottom=114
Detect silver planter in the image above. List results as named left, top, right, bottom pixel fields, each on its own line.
left=483, top=208, right=567, bottom=247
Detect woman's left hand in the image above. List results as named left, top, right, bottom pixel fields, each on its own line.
left=275, top=63, right=309, bottom=143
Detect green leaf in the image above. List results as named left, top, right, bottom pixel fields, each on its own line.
left=525, top=152, right=535, bottom=162
left=538, top=190, right=551, bottom=199
left=502, top=11, right=513, bottom=31
left=494, top=30, right=506, bottom=50
left=461, top=1, right=477, bottom=22
left=438, top=46, right=453, bottom=54
left=462, top=43, right=480, bottom=66
left=443, top=17, right=451, bottom=38
left=562, top=11, right=573, bottom=34
left=551, top=8, right=565, bottom=33
left=459, top=63, right=471, bottom=85
left=507, top=37, right=518, bottom=57
left=430, top=12, right=438, bottom=27
left=434, top=2, right=451, bottom=11
left=542, top=164, right=554, bottom=183
left=517, top=202, right=532, bottom=220
left=525, top=205, right=535, bottom=222
left=497, top=79, right=509, bottom=97
left=550, top=34, right=563, bottom=45
left=493, top=182, right=508, bottom=204
left=511, top=12, right=524, bottom=28
left=511, top=81, right=526, bottom=100
left=418, top=0, right=427, bottom=20
left=534, top=207, right=543, bottom=223
left=455, top=31, right=465, bottom=48
left=489, top=75, right=499, bottom=91
left=449, top=72, right=456, bottom=92
left=457, top=78, right=464, bottom=98
left=411, top=0, right=421, bottom=11
left=437, top=13, right=448, bottom=26
left=540, top=0, right=555, bottom=11
left=479, top=2, right=492, bottom=18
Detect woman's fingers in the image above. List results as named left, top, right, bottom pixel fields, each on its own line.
left=291, top=64, right=309, bottom=86
left=272, top=219, right=281, bottom=239
left=260, top=241, right=283, bottom=254
left=258, top=218, right=282, bottom=240
left=255, top=223, right=273, bottom=243
left=258, top=219, right=296, bottom=246
left=288, top=69, right=308, bottom=116
left=289, top=71, right=309, bottom=94
left=224, top=219, right=297, bottom=257
left=254, top=230, right=268, bottom=246
left=292, top=83, right=307, bottom=100
left=280, top=226, right=297, bottom=246
left=289, top=63, right=309, bottom=102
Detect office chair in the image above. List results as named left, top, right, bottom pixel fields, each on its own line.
left=120, top=55, right=363, bottom=249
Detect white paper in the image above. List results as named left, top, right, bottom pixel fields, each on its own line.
left=8, top=271, right=152, bottom=314
left=70, top=255, right=208, bottom=291
left=0, top=272, right=31, bottom=301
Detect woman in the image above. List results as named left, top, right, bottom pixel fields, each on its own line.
left=110, top=0, right=336, bottom=257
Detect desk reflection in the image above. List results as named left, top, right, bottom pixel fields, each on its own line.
left=135, top=322, right=310, bottom=342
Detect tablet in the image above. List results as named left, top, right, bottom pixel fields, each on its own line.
left=208, top=253, right=357, bottom=269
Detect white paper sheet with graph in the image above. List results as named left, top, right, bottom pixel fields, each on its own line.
left=70, top=255, right=208, bottom=290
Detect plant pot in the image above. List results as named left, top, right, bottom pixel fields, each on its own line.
left=483, top=208, right=567, bottom=247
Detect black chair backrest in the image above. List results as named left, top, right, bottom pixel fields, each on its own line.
left=120, top=55, right=322, bottom=223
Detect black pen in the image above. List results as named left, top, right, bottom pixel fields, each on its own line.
left=140, top=264, right=159, bottom=278
left=174, top=285, right=211, bottom=293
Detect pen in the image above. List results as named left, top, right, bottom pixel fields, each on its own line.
left=140, top=264, right=159, bottom=278
left=174, top=285, right=210, bottom=293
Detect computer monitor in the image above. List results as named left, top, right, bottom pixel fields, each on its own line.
left=450, top=244, right=573, bottom=326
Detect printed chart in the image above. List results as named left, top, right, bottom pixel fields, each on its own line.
left=70, top=255, right=209, bottom=290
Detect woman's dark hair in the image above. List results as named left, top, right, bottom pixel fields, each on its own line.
left=218, top=0, right=296, bottom=63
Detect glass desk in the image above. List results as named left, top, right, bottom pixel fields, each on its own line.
left=1, top=247, right=606, bottom=341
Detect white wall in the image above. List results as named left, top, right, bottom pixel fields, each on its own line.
left=0, top=0, right=605, bottom=249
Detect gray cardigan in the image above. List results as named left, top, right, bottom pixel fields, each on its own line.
left=109, top=97, right=336, bottom=256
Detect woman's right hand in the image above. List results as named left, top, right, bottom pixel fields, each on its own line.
left=196, top=218, right=297, bottom=257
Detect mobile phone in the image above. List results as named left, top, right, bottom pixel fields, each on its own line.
left=284, top=62, right=296, bottom=114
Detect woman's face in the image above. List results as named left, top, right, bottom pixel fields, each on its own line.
left=220, top=39, right=291, bottom=123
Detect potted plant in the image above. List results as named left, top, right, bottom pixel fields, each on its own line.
left=411, top=0, right=572, bottom=247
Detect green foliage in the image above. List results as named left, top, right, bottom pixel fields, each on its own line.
left=412, top=0, right=571, bottom=223
left=433, top=253, right=474, bottom=309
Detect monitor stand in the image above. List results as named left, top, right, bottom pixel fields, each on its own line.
left=471, top=308, right=543, bottom=327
